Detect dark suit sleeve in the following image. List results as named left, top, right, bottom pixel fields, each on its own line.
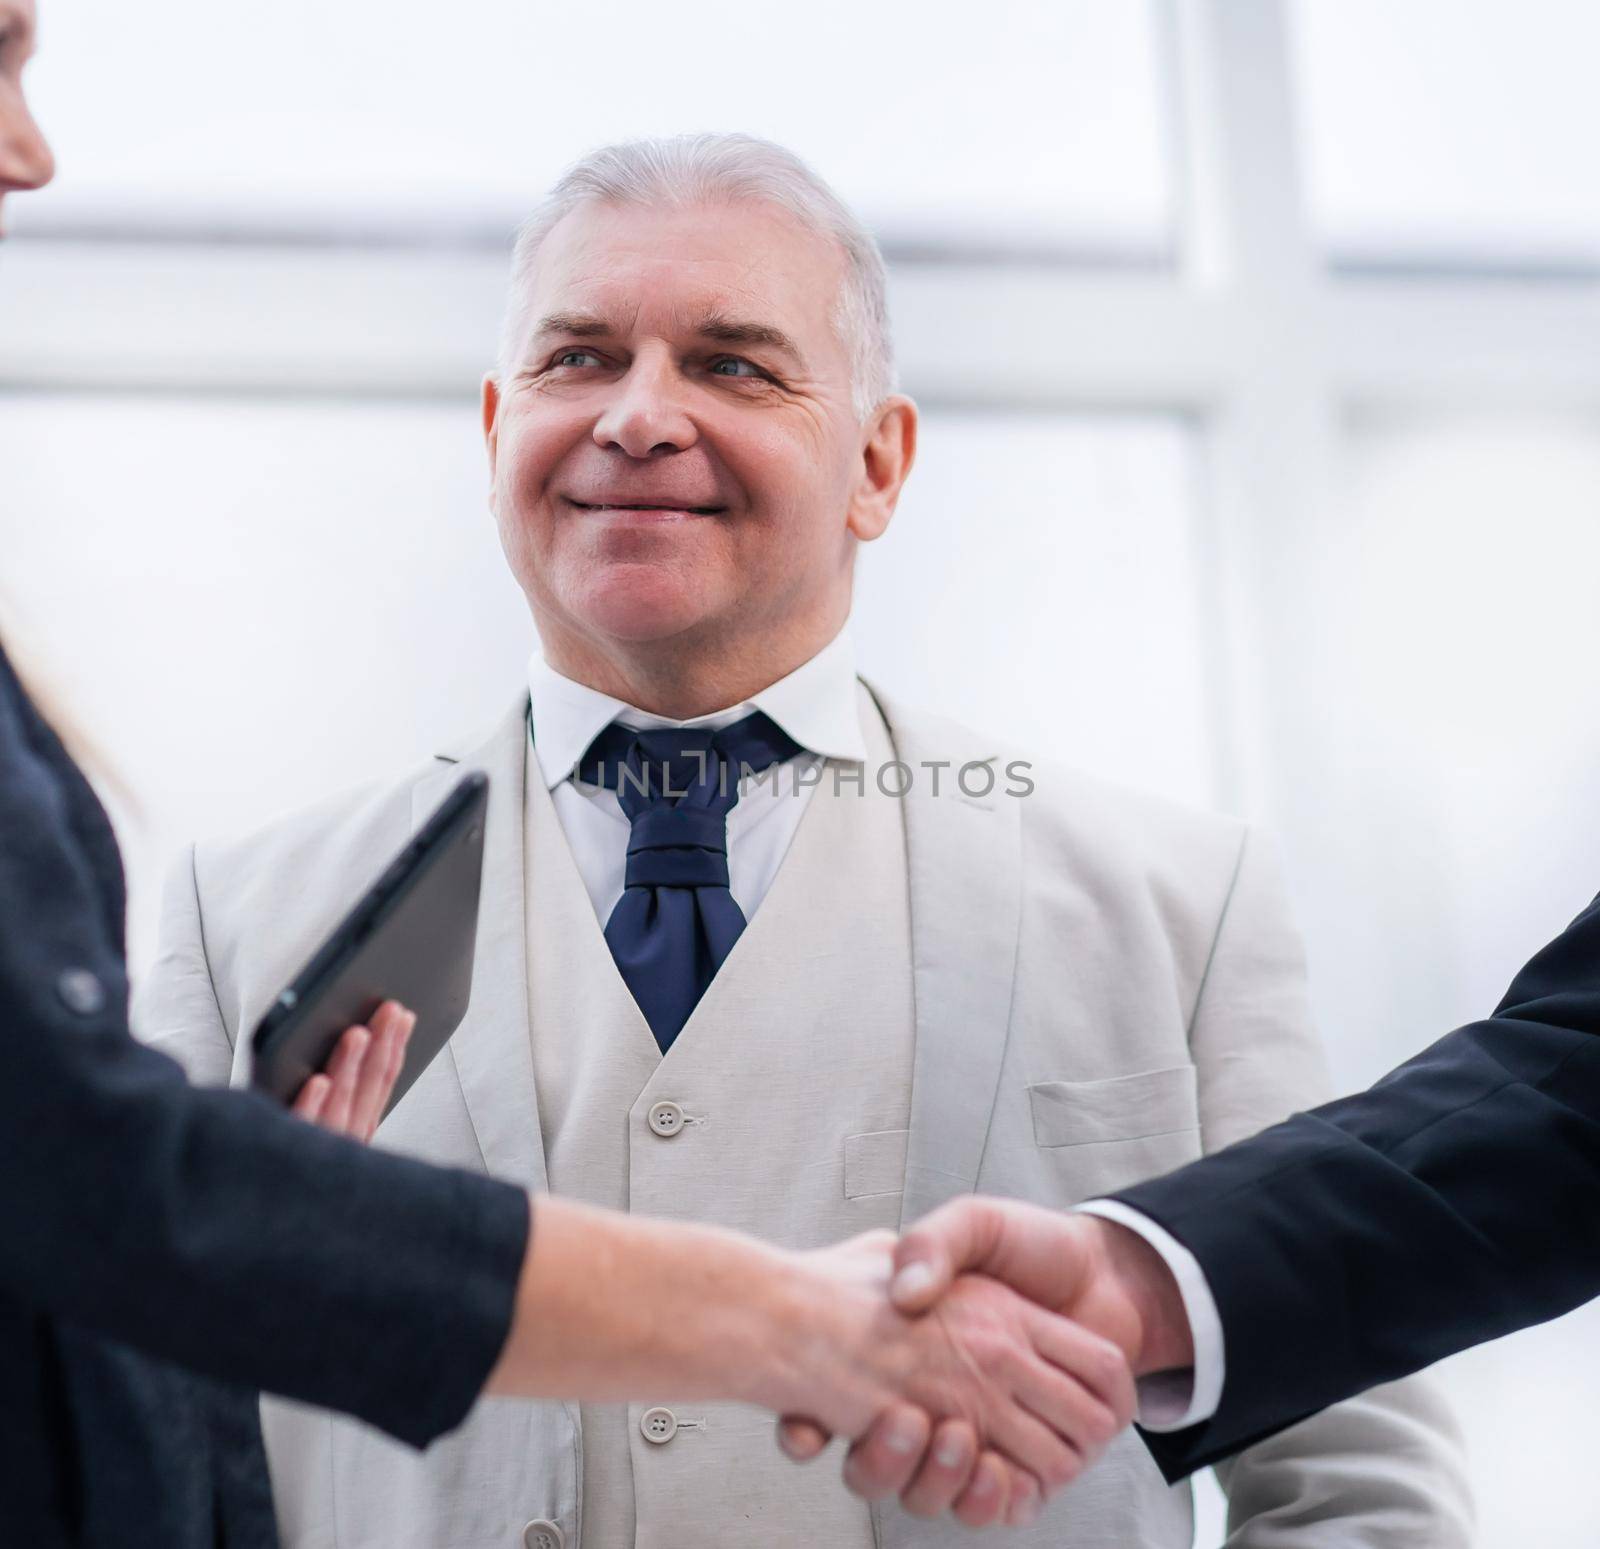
left=1113, top=892, right=1600, bottom=1479
left=0, top=670, right=530, bottom=1450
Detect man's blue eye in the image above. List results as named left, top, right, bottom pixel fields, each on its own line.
left=711, top=357, right=762, bottom=378
left=555, top=350, right=600, bottom=368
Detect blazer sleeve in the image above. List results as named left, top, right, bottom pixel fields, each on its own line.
left=1118, top=888, right=1600, bottom=1480
left=0, top=681, right=529, bottom=1451
left=1181, top=829, right=1473, bottom=1543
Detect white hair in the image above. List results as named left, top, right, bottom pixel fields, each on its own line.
left=496, top=132, right=896, bottom=421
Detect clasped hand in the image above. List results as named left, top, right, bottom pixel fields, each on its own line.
left=774, top=1199, right=1190, bottom=1530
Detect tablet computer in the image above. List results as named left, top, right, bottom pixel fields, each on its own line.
left=250, top=771, right=489, bottom=1118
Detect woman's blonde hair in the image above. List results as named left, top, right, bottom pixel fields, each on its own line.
left=0, top=594, right=121, bottom=797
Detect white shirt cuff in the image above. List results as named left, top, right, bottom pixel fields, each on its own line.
left=1074, top=1199, right=1225, bottom=1431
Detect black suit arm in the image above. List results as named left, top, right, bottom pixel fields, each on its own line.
left=0, top=668, right=529, bottom=1450
left=1115, top=892, right=1600, bottom=1479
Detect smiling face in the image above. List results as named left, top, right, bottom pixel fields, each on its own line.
left=482, top=197, right=915, bottom=709
left=0, top=0, right=52, bottom=236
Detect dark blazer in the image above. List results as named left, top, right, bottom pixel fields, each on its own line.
left=1114, top=890, right=1600, bottom=1480
left=0, top=638, right=530, bottom=1548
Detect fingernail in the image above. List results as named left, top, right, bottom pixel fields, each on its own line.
left=935, top=1439, right=965, bottom=1468
left=884, top=1419, right=921, bottom=1455
left=891, top=1263, right=935, bottom=1302
left=968, top=1470, right=995, bottom=1499
left=1015, top=1496, right=1042, bottom=1528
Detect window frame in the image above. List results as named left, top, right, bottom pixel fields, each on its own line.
left=4, top=0, right=1599, bottom=835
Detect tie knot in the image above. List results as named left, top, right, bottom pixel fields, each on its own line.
left=580, top=723, right=714, bottom=804
left=577, top=710, right=803, bottom=813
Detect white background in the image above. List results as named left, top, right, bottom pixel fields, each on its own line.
left=5, top=1, right=1600, bottom=1543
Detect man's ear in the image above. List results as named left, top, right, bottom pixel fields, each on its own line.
left=481, top=373, right=502, bottom=484
left=846, top=396, right=918, bottom=543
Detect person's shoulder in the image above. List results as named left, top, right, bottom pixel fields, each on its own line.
left=1024, top=756, right=1245, bottom=866
left=196, top=759, right=436, bottom=883
left=869, top=683, right=1244, bottom=843
left=867, top=682, right=1250, bottom=897
left=179, top=763, right=442, bottom=974
left=189, top=696, right=525, bottom=922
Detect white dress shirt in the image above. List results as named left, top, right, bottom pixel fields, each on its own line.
left=526, top=627, right=867, bottom=926
left=526, top=630, right=1224, bottom=1429
left=1075, top=1200, right=1225, bottom=1430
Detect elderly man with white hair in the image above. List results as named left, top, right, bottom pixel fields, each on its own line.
left=141, top=133, right=1471, bottom=1549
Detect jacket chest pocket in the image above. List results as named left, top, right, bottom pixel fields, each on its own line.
left=1027, top=1066, right=1202, bottom=1197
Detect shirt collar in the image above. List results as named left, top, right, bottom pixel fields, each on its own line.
left=526, top=626, right=868, bottom=791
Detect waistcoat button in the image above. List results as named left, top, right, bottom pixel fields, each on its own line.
left=647, top=1101, right=686, bottom=1138
left=640, top=1406, right=679, bottom=1444
left=522, top=1522, right=564, bottom=1549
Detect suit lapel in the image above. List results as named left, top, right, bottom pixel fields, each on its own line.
left=863, top=682, right=1024, bottom=1227
left=412, top=695, right=550, bottom=1196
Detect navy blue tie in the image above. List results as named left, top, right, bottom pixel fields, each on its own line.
left=578, top=711, right=803, bottom=1052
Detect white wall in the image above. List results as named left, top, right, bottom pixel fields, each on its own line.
left=0, top=395, right=1214, bottom=960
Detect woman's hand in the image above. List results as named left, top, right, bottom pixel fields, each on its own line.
left=290, top=1000, right=414, bottom=1142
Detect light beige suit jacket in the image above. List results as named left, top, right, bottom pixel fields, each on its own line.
left=136, top=682, right=1472, bottom=1549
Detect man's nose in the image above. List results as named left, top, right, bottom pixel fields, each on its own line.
left=592, top=357, right=699, bottom=459
left=0, top=92, right=56, bottom=192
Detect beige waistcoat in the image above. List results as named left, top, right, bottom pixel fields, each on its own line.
left=525, top=688, right=915, bottom=1549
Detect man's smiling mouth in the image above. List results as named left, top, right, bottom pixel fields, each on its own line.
left=565, top=498, right=727, bottom=516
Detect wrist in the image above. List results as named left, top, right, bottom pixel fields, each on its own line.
left=739, top=1248, right=898, bottom=1430
left=643, top=1228, right=826, bottom=1414
left=719, top=1245, right=819, bottom=1411
left=490, top=1202, right=834, bottom=1409
left=1085, top=1217, right=1195, bottom=1377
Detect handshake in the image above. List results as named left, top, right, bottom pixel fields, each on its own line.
left=307, top=1010, right=1195, bottom=1531
left=768, top=1199, right=1196, bottom=1529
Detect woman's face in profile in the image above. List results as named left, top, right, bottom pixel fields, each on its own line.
left=0, top=0, right=52, bottom=236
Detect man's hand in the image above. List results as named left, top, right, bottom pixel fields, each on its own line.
left=778, top=1201, right=1190, bottom=1526
left=290, top=1000, right=414, bottom=1141
left=892, top=1200, right=1192, bottom=1370
left=776, top=1228, right=1136, bottom=1527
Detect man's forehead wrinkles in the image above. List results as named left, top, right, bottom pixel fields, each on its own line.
left=531, top=299, right=642, bottom=338
left=528, top=215, right=841, bottom=371
left=532, top=295, right=808, bottom=360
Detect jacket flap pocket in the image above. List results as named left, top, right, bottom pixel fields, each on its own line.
left=1028, top=1066, right=1198, bottom=1149
left=844, top=1128, right=910, bottom=1198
